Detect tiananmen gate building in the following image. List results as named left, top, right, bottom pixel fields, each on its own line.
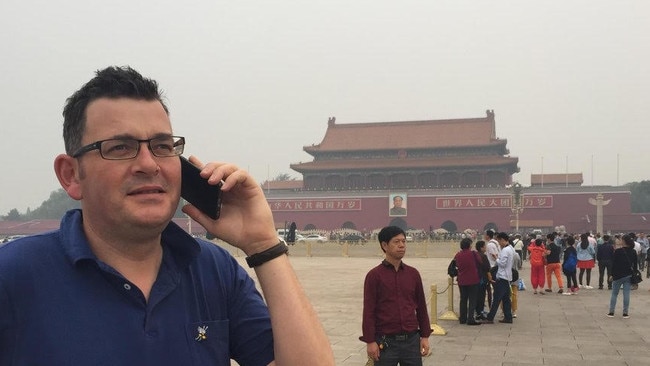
left=265, top=110, right=644, bottom=235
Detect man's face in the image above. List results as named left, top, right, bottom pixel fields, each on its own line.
left=497, top=237, right=509, bottom=248
left=393, top=196, right=403, bottom=208
left=382, top=234, right=407, bottom=260
left=75, top=98, right=181, bottom=234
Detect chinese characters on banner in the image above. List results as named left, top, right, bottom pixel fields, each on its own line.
left=436, top=195, right=553, bottom=209
left=269, top=199, right=362, bottom=211
left=268, top=196, right=552, bottom=212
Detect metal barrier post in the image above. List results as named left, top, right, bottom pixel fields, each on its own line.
left=438, top=277, right=459, bottom=320
left=429, top=284, right=447, bottom=335
left=342, top=242, right=350, bottom=257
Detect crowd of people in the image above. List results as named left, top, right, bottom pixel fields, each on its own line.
left=360, top=227, right=649, bottom=364
left=451, top=230, right=649, bottom=325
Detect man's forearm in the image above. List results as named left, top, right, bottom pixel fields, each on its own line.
left=254, top=255, right=335, bottom=366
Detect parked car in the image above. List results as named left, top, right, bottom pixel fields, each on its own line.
left=339, top=234, right=367, bottom=244
left=302, top=234, right=327, bottom=243
left=285, top=233, right=305, bottom=245
left=2, top=235, right=27, bottom=244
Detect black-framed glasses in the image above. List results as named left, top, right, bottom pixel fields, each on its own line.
left=71, top=136, right=185, bottom=160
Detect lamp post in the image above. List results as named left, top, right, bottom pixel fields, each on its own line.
left=511, top=182, right=524, bottom=233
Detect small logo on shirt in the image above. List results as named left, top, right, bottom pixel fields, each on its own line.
left=195, top=325, right=208, bottom=341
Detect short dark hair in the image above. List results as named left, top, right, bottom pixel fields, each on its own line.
left=496, top=232, right=509, bottom=241
left=378, top=226, right=406, bottom=252
left=460, top=238, right=472, bottom=250
left=62, top=66, right=169, bottom=155
left=475, top=240, right=486, bottom=251
left=622, top=234, right=636, bottom=247
left=566, top=236, right=575, bottom=246
left=485, top=229, right=495, bottom=238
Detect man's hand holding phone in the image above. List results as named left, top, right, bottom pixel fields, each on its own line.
left=180, top=156, right=277, bottom=255
left=180, top=156, right=222, bottom=220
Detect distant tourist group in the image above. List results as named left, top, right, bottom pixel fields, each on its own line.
left=449, top=230, right=648, bottom=325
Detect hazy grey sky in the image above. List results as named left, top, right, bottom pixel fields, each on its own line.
left=1, top=1, right=649, bottom=214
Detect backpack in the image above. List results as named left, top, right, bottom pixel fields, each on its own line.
left=447, top=259, right=458, bottom=277
left=563, top=253, right=577, bottom=272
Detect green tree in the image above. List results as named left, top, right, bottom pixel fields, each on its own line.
left=25, top=189, right=80, bottom=219
left=273, top=173, right=296, bottom=181
left=628, top=180, right=650, bottom=213
left=4, top=208, right=22, bottom=220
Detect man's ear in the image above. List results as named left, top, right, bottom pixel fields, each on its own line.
left=54, top=154, right=82, bottom=200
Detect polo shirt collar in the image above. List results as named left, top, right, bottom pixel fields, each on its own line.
left=59, top=209, right=200, bottom=269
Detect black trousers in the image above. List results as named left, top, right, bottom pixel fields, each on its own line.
left=376, top=332, right=422, bottom=366
left=475, top=281, right=487, bottom=316
left=458, top=283, right=478, bottom=323
left=565, top=270, right=578, bottom=290
left=598, top=259, right=613, bottom=288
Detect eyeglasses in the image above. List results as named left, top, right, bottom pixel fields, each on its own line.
left=71, top=136, right=185, bottom=160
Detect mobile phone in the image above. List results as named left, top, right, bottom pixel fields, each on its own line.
left=180, top=156, right=222, bottom=219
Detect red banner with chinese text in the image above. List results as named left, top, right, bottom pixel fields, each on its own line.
left=436, top=196, right=553, bottom=209
left=269, top=199, right=362, bottom=211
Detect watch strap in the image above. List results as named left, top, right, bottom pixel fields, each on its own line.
left=245, top=241, right=289, bottom=268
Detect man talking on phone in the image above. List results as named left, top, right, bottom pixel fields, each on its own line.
left=0, top=66, right=334, bottom=366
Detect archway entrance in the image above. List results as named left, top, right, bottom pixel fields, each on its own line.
left=441, top=220, right=458, bottom=233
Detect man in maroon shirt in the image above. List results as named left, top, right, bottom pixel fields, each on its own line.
left=360, top=226, right=432, bottom=365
